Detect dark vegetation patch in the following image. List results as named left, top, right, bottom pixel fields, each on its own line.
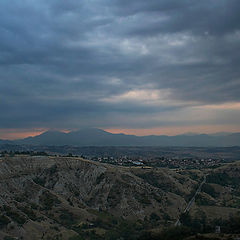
left=18, top=206, right=37, bottom=221
left=58, top=209, right=76, bottom=227
left=0, top=215, right=10, bottom=228
left=96, top=173, right=105, bottom=184
left=3, top=205, right=26, bottom=225
left=195, top=193, right=216, bottom=206
left=201, top=183, right=219, bottom=198
left=39, top=191, right=61, bottom=210
left=33, top=177, right=46, bottom=187
left=207, top=172, right=239, bottom=186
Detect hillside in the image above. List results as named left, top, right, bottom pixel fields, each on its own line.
left=1, top=155, right=240, bottom=239
left=0, top=155, right=199, bottom=240
left=189, top=161, right=240, bottom=220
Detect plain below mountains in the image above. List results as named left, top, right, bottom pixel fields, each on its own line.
left=1, top=128, right=240, bottom=147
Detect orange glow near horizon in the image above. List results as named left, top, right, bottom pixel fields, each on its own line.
left=1, top=125, right=240, bottom=140
left=0, top=129, right=46, bottom=140
left=0, top=128, right=73, bottom=140
left=104, top=125, right=240, bottom=136
left=197, top=102, right=240, bottom=110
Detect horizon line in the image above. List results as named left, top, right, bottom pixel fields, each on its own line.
left=0, top=127, right=239, bottom=141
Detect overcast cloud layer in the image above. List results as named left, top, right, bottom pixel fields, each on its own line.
left=0, top=0, right=240, bottom=136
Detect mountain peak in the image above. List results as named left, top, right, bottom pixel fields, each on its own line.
left=70, top=128, right=112, bottom=136
left=2, top=130, right=240, bottom=147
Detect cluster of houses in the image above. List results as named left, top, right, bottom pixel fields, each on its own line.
left=91, top=156, right=144, bottom=166
left=148, top=156, right=222, bottom=169
left=90, top=155, right=222, bottom=169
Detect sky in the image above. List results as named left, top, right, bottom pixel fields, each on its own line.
left=1, top=0, right=240, bottom=139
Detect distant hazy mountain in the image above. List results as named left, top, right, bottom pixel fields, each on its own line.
left=209, top=132, right=234, bottom=137
left=0, top=139, right=11, bottom=145
left=16, top=131, right=68, bottom=146
left=1, top=128, right=240, bottom=147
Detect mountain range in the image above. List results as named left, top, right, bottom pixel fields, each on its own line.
left=1, top=128, right=240, bottom=147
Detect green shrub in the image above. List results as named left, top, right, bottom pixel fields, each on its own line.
left=59, top=210, right=76, bottom=227
left=21, top=206, right=37, bottom=221
left=4, top=237, right=16, bottom=240
left=5, top=209, right=26, bottom=225
left=202, top=183, right=219, bottom=198
left=33, top=177, right=46, bottom=187
left=96, top=173, right=105, bottom=184
left=159, top=226, right=192, bottom=240
left=39, top=191, right=61, bottom=210
left=0, top=215, right=10, bottom=228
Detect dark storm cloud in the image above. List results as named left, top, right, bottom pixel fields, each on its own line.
left=0, top=0, right=240, bottom=130
left=110, top=0, right=240, bottom=36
